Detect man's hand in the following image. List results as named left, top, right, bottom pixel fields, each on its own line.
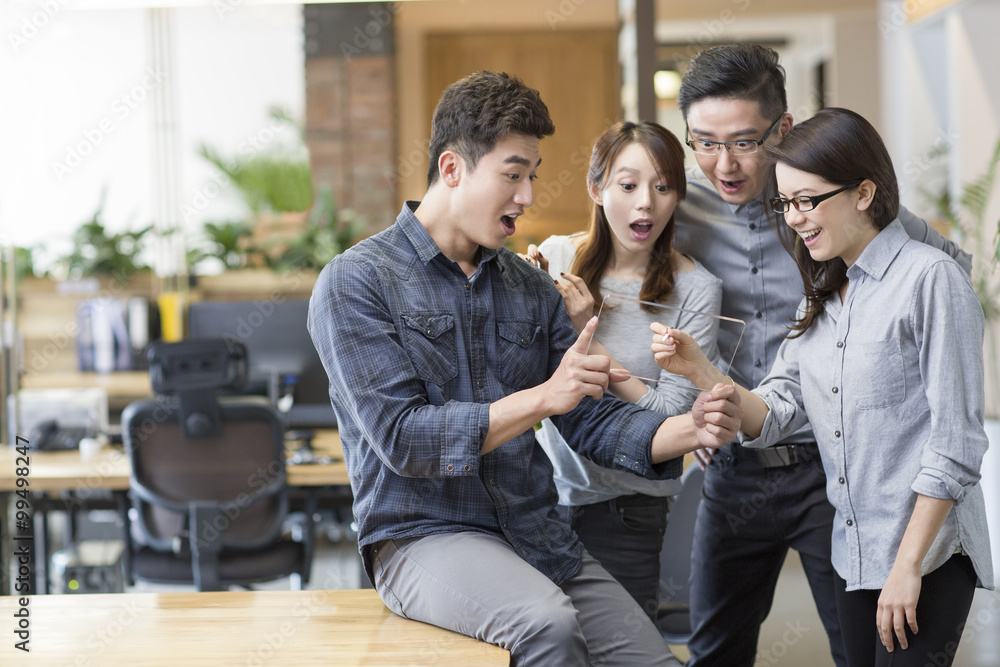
left=543, top=316, right=616, bottom=415
left=693, top=383, right=742, bottom=449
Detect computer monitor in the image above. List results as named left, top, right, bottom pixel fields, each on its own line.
left=187, top=299, right=337, bottom=429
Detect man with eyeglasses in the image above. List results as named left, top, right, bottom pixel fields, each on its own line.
left=671, top=43, right=971, bottom=667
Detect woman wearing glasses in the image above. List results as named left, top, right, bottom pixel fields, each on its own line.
left=651, top=107, right=992, bottom=666
left=521, top=120, right=724, bottom=622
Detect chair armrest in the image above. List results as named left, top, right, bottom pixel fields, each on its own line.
left=300, top=489, right=318, bottom=585
left=189, top=502, right=224, bottom=591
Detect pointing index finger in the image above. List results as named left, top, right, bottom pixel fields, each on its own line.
left=570, top=316, right=599, bottom=354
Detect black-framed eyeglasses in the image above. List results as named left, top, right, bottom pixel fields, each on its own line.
left=685, top=116, right=783, bottom=156
left=769, top=182, right=861, bottom=214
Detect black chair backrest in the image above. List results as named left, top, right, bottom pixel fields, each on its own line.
left=123, top=340, right=287, bottom=553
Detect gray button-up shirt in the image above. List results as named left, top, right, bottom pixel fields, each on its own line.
left=674, top=167, right=973, bottom=446
left=742, top=220, right=993, bottom=591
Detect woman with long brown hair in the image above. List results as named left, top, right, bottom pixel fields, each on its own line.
left=525, top=120, right=723, bottom=621
left=652, top=107, right=992, bottom=666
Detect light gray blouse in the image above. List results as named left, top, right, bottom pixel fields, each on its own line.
left=742, top=220, right=993, bottom=591
left=535, top=234, right=723, bottom=505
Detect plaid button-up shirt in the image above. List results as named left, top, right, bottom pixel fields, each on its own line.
left=308, top=202, right=677, bottom=584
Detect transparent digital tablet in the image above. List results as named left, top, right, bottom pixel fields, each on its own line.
left=587, top=293, right=746, bottom=392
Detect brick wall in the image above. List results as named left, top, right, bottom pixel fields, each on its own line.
left=304, top=3, right=397, bottom=237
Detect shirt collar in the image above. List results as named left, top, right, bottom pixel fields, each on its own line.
left=397, top=200, right=499, bottom=268
left=731, top=183, right=774, bottom=217
left=848, top=218, right=907, bottom=282
left=396, top=201, right=441, bottom=264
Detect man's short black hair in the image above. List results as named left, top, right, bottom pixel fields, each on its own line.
left=426, top=71, right=554, bottom=187
left=677, top=43, right=787, bottom=122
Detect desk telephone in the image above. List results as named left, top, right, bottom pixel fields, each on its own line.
left=28, top=420, right=90, bottom=451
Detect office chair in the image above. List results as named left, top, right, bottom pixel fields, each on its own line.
left=656, top=464, right=705, bottom=645
left=121, top=339, right=315, bottom=592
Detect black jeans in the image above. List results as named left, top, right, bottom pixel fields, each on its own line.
left=834, top=553, right=977, bottom=667
left=687, top=444, right=847, bottom=667
left=560, top=493, right=670, bottom=620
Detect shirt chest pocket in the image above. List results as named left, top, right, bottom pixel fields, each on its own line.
left=401, top=313, right=458, bottom=387
left=497, top=320, right=544, bottom=391
left=848, top=337, right=906, bottom=410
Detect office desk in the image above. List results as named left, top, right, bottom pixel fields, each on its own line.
left=0, top=588, right=509, bottom=665
left=0, top=429, right=349, bottom=491
left=19, top=370, right=153, bottom=395
left=0, top=432, right=350, bottom=594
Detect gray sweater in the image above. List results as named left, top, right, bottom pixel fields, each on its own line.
left=535, top=234, right=724, bottom=505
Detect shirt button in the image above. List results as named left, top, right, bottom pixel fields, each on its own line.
left=755, top=311, right=762, bottom=319
left=464, top=464, right=471, bottom=471
left=490, top=479, right=496, bottom=486
left=476, top=379, right=483, bottom=388
left=755, top=360, right=762, bottom=368
left=839, top=477, right=845, bottom=484
left=426, top=329, right=432, bottom=335
left=749, top=223, right=757, bottom=230
left=832, top=386, right=839, bottom=394
left=751, top=267, right=758, bottom=274
left=846, top=519, right=853, bottom=526
left=520, top=338, right=527, bottom=345
left=465, top=284, right=471, bottom=290
left=837, top=341, right=844, bottom=348
left=835, top=430, right=841, bottom=438
left=446, top=464, right=454, bottom=472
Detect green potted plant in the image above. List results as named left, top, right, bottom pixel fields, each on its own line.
left=1, top=246, right=39, bottom=283
left=186, top=220, right=254, bottom=274
left=55, top=193, right=153, bottom=290
left=195, top=108, right=317, bottom=277
left=260, top=186, right=362, bottom=274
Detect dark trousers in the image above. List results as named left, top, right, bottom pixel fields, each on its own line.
left=834, top=554, right=977, bottom=667
left=560, top=493, right=671, bottom=620
left=687, top=445, right=847, bottom=667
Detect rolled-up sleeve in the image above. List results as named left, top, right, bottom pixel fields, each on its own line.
left=553, top=396, right=678, bottom=479
left=741, top=328, right=811, bottom=449
left=909, top=260, right=987, bottom=504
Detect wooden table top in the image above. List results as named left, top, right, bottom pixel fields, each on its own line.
left=0, top=589, right=509, bottom=665
left=0, top=430, right=349, bottom=492
left=19, top=370, right=153, bottom=398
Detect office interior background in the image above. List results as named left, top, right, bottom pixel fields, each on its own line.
left=1, top=0, right=999, bottom=665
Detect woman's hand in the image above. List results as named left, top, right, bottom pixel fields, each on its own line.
left=691, top=447, right=715, bottom=470
left=519, top=244, right=549, bottom=273
left=650, top=324, right=718, bottom=387
left=876, top=562, right=921, bottom=652
left=554, top=271, right=596, bottom=334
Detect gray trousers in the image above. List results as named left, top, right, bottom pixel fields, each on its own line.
left=371, top=531, right=681, bottom=666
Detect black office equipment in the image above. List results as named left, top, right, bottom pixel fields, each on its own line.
left=121, top=340, right=315, bottom=591
left=187, top=299, right=337, bottom=429
left=28, top=419, right=89, bottom=451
